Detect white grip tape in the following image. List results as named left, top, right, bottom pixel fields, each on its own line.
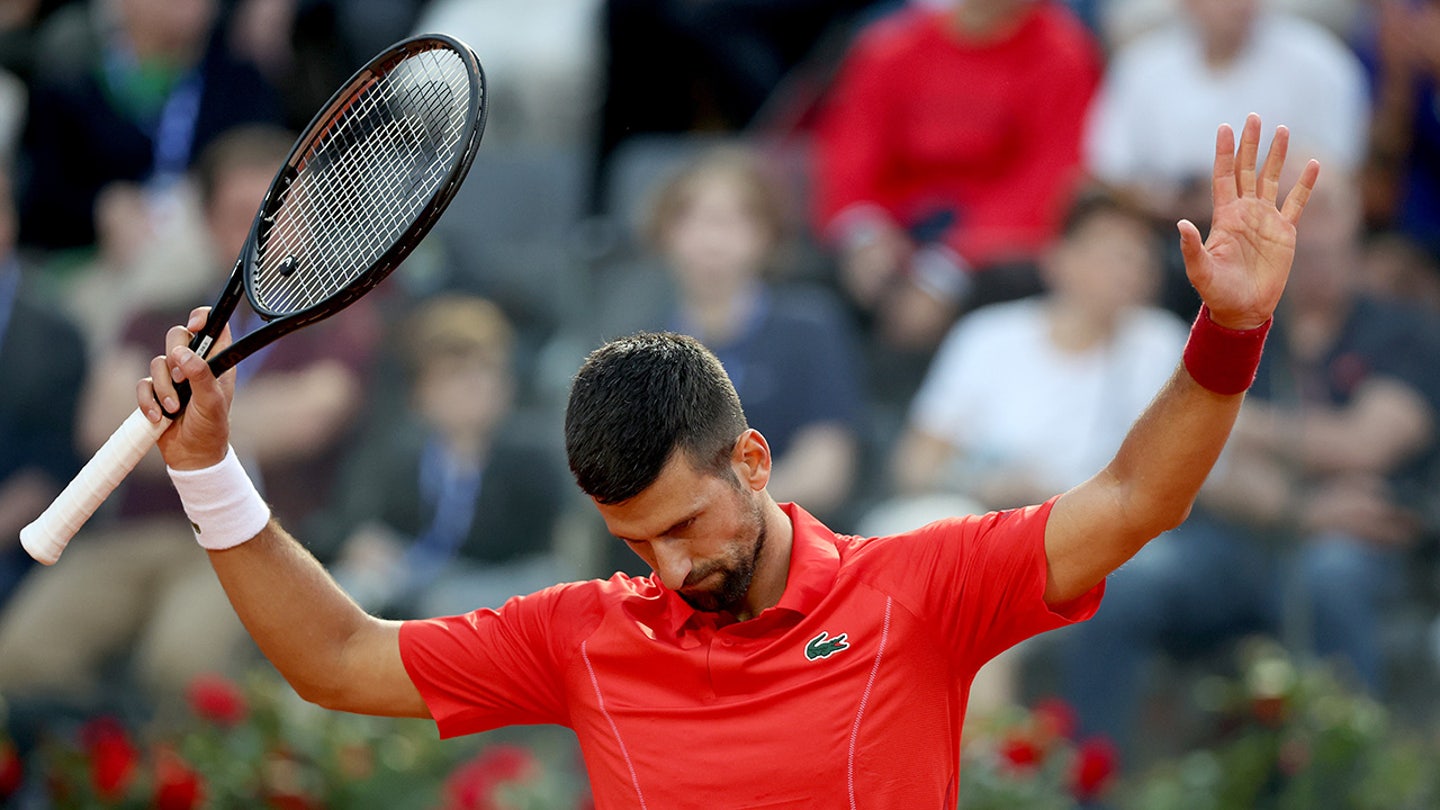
left=167, top=445, right=270, bottom=551
left=21, top=408, right=170, bottom=565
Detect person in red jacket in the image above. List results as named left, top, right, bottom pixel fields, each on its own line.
left=813, top=0, right=1102, bottom=351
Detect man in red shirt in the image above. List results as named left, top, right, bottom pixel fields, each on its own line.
left=135, top=116, right=1317, bottom=807
left=813, top=0, right=1102, bottom=349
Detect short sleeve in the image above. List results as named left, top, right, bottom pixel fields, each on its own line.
left=400, top=583, right=590, bottom=737
left=873, top=497, right=1102, bottom=672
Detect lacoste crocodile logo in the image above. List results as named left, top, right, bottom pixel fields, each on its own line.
left=804, top=631, right=851, bottom=661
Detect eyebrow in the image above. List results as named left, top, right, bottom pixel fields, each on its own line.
left=617, top=509, right=703, bottom=544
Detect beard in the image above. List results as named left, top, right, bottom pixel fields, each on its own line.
left=677, top=500, right=768, bottom=615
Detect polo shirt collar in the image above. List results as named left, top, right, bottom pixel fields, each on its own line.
left=658, top=502, right=842, bottom=637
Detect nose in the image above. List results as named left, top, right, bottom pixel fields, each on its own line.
left=651, top=541, right=693, bottom=591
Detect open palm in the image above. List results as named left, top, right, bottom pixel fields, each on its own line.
left=1178, top=113, right=1320, bottom=330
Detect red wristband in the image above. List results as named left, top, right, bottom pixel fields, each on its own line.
left=1182, top=305, right=1272, bottom=395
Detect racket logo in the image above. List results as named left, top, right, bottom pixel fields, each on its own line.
left=277, top=255, right=298, bottom=277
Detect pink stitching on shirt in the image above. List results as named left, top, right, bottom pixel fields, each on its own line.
left=848, top=596, right=893, bottom=809
left=582, top=639, right=648, bottom=809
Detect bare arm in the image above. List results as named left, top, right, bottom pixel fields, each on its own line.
left=1232, top=380, right=1435, bottom=475
left=1043, top=115, right=1320, bottom=604
left=139, top=309, right=427, bottom=718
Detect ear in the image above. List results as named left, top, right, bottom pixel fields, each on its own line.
left=731, top=429, right=772, bottom=492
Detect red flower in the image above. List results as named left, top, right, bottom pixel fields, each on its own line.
left=444, top=744, right=540, bottom=810
left=0, top=739, right=22, bottom=799
left=1069, top=736, right=1119, bottom=801
left=1251, top=695, right=1288, bottom=728
left=268, top=794, right=324, bottom=810
left=79, top=717, right=139, bottom=800
left=186, top=673, right=249, bottom=727
left=998, top=733, right=1043, bottom=772
left=153, top=746, right=206, bottom=810
left=1032, top=697, right=1079, bottom=742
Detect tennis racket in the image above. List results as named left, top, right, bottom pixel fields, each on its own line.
left=21, top=33, right=488, bottom=565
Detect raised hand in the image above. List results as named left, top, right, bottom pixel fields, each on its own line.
left=138, top=306, right=236, bottom=470
left=1177, top=113, right=1320, bottom=330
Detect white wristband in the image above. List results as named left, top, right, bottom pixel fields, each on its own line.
left=167, top=445, right=271, bottom=550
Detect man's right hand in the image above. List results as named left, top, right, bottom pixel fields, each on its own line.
left=139, top=306, right=236, bottom=471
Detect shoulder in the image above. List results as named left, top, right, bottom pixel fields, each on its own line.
left=765, top=284, right=858, bottom=336
left=841, top=501, right=1054, bottom=579
left=847, top=6, right=946, bottom=62
left=1121, top=306, right=1190, bottom=345
left=947, top=298, right=1046, bottom=343
left=1257, top=13, right=1356, bottom=58
left=1106, top=22, right=1192, bottom=75
left=1026, top=3, right=1102, bottom=62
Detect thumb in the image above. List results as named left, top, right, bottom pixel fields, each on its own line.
left=1177, top=219, right=1210, bottom=287
left=169, top=347, right=230, bottom=439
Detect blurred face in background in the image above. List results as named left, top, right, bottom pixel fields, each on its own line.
left=1182, top=0, right=1259, bottom=56
left=1285, top=166, right=1362, bottom=311
left=415, top=351, right=514, bottom=443
left=1043, top=207, right=1161, bottom=322
left=204, top=164, right=273, bottom=270
left=117, top=0, right=217, bottom=62
left=659, top=167, right=777, bottom=306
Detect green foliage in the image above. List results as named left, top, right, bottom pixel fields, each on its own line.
left=1120, top=639, right=1440, bottom=810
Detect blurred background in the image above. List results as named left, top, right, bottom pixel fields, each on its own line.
left=1, top=0, right=1440, bottom=806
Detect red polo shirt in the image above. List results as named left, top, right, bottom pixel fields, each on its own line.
left=400, top=499, right=1101, bottom=808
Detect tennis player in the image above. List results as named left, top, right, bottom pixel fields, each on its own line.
left=138, top=115, right=1316, bottom=807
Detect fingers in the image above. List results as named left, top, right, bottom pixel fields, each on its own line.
left=186, top=306, right=212, bottom=334
left=148, top=353, right=180, bottom=417
left=1280, top=159, right=1321, bottom=225
left=1235, top=113, right=1262, bottom=198
left=1258, top=125, right=1289, bottom=204
left=137, top=377, right=166, bottom=423
left=1211, top=123, right=1238, bottom=206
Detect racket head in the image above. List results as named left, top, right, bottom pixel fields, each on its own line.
left=240, top=33, right=486, bottom=325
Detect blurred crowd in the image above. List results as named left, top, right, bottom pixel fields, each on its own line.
left=2, top=0, right=1440, bottom=778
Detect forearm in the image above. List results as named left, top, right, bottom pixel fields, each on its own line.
left=1236, top=381, right=1433, bottom=475
left=206, top=520, right=387, bottom=703
left=229, top=362, right=362, bottom=464
left=1046, top=367, right=1242, bottom=602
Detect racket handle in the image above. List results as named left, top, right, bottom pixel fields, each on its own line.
left=20, top=408, right=171, bottom=565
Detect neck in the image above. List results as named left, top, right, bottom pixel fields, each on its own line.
left=439, top=430, right=490, bottom=468
left=737, top=498, right=794, bottom=621
left=1047, top=300, right=1117, bottom=352
left=950, top=2, right=1027, bottom=41
left=682, top=282, right=760, bottom=345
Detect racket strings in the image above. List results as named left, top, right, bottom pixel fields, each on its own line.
left=252, top=46, right=477, bottom=315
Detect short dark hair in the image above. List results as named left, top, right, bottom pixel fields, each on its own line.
left=1060, top=184, right=1160, bottom=241
left=565, top=332, right=749, bottom=504
left=192, top=125, right=295, bottom=209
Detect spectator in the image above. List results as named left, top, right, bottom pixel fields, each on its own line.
left=17, top=0, right=282, bottom=253
left=593, top=146, right=865, bottom=527
left=1057, top=160, right=1440, bottom=755
left=0, top=169, right=86, bottom=611
left=1359, top=0, right=1440, bottom=260
left=812, top=0, right=1102, bottom=352
left=316, top=295, right=575, bottom=618
left=0, top=126, right=380, bottom=703
left=872, top=188, right=1188, bottom=716
left=887, top=189, right=1187, bottom=511
left=1085, top=0, right=1368, bottom=227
